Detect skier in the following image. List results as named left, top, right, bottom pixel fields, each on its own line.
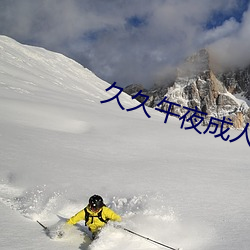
left=66, top=194, right=121, bottom=239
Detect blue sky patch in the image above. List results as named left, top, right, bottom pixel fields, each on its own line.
left=126, top=15, right=148, bottom=28
left=206, top=0, right=249, bottom=29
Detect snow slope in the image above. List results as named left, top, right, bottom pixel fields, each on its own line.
left=0, top=35, right=249, bottom=250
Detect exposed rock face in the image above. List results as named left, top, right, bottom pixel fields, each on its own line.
left=123, top=84, right=145, bottom=96
left=125, top=49, right=250, bottom=128
left=218, top=66, right=250, bottom=99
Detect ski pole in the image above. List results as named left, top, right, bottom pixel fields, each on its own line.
left=122, top=227, right=180, bottom=250
left=37, top=220, right=48, bottom=231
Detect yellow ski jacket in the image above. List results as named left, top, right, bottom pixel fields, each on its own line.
left=67, top=206, right=121, bottom=233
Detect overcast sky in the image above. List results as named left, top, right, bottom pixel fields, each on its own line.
left=0, top=0, right=249, bottom=87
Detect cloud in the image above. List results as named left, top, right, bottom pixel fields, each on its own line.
left=209, top=4, right=250, bottom=69
left=0, top=0, right=249, bottom=87
left=200, top=18, right=240, bottom=45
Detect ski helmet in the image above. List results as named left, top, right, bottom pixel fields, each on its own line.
left=89, top=195, right=104, bottom=210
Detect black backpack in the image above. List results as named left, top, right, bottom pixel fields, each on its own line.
left=84, top=206, right=109, bottom=226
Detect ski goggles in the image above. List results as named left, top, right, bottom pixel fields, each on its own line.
left=89, top=204, right=101, bottom=212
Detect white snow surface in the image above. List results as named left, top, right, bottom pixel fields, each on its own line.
left=0, top=35, right=250, bottom=250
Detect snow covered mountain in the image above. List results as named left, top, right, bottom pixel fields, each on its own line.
left=125, top=49, right=250, bottom=129
left=0, top=36, right=250, bottom=250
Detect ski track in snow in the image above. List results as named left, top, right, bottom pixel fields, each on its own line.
left=0, top=99, right=91, bottom=134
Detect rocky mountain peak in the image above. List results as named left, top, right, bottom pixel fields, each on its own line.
left=124, top=49, right=250, bottom=129
left=177, top=48, right=210, bottom=78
